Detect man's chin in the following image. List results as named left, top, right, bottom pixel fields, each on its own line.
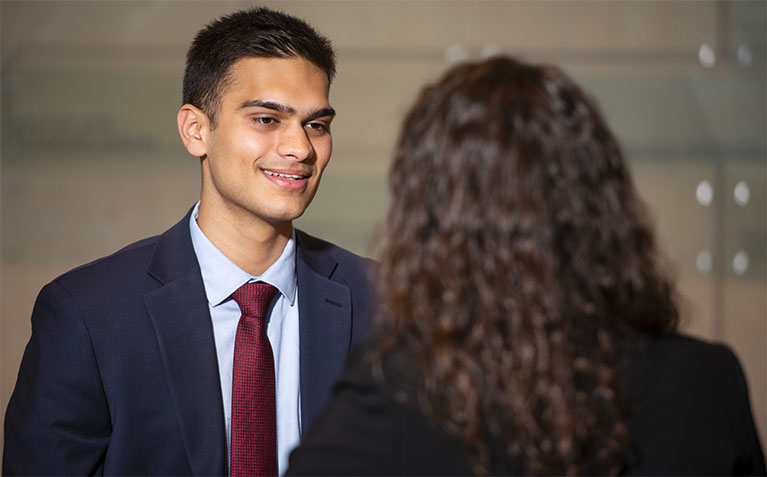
left=261, top=207, right=309, bottom=227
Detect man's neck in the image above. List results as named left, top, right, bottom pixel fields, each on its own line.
left=196, top=202, right=291, bottom=277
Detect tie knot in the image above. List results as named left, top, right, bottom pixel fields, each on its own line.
left=231, top=282, right=279, bottom=319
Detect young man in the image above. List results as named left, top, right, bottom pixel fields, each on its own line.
left=3, top=7, right=376, bottom=476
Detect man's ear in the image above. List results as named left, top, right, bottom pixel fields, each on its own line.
left=177, top=104, right=209, bottom=157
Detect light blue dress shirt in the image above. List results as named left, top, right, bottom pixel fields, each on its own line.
left=189, top=202, right=301, bottom=476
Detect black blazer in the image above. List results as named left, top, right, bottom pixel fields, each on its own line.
left=288, top=333, right=766, bottom=476
left=3, top=207, right=377, bottom=476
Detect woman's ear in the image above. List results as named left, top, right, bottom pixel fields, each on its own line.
left=177, top=104, right=209, bottom=158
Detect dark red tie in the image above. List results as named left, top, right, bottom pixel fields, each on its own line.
left=231, top=282, right=279, bottom=477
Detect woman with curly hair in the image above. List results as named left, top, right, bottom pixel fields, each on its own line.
left=287, top=56, right=766, bottom=476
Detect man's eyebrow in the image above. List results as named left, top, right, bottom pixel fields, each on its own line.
left=305, top=107, right=336, bottom=121
left=238, top=100, right=295, bottom=114
left=238, top=100, right=335, bottom=120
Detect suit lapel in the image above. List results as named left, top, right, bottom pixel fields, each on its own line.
left=142, top=220, right=354, bottom=464
left=295, top=231, right=353, bottom=431
left=144, top=210, right=227, bottom=476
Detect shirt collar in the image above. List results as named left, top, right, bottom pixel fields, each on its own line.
left=188, top=201, right=297, bottom=308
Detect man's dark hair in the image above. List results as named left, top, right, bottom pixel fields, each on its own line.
left=182, top=7, right=336, bottom=125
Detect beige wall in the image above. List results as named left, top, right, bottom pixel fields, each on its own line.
left=2, top=0, right=765, bottom=452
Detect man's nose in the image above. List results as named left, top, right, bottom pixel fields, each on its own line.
left=276, top=123, right=312, bottom=161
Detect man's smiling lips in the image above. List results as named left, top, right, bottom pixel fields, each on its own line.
left=261, top=168, right=311, bottom=189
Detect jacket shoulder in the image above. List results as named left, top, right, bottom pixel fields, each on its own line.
left=295, top=229, right=378, bottom=282
left=637, top=333, right=741, bottom=374
left=46, top=234, right=161, bottom=297
left=295, top=229, right=376, bottom=265
left=626, top=332, right=765, bottom=474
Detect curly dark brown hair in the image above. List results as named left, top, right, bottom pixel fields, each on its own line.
left=375, top=56, right=679, bottom=475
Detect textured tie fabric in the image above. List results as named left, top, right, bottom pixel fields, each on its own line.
left=231, top=282, right=280, bottom=477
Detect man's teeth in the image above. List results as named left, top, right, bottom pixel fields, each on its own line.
left=264, top=170, right=305, bottom=180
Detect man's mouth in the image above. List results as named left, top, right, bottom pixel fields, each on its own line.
left=261, top=168, right=312, bottom=189
left=263, top=170, right=310, bottom=180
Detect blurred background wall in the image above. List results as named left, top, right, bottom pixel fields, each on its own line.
left=2, top=0, right=765, bottom=451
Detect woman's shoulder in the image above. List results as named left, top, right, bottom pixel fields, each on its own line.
left=289, top=333, right=475, bottom=476
left=623, top=331, right=766, bottom=475
left=341, top=333, right=423, bottom=401
left=630, top=332, right=745, bottom=383
left=626, top=331, right=753, bottom=416
left=641, top=331, right=736, bottom=355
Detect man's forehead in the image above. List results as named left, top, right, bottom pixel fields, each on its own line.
left=221, top=57, right=331, bottom=111
left=228, top=57, right=329, bottom=89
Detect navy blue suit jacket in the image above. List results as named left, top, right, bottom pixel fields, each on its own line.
left=3, top=208, right=377, bottom=476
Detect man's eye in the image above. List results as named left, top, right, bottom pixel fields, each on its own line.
left=254, top=117, right=277, bottom=125
left=306, top=122, right=329, bottom=133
